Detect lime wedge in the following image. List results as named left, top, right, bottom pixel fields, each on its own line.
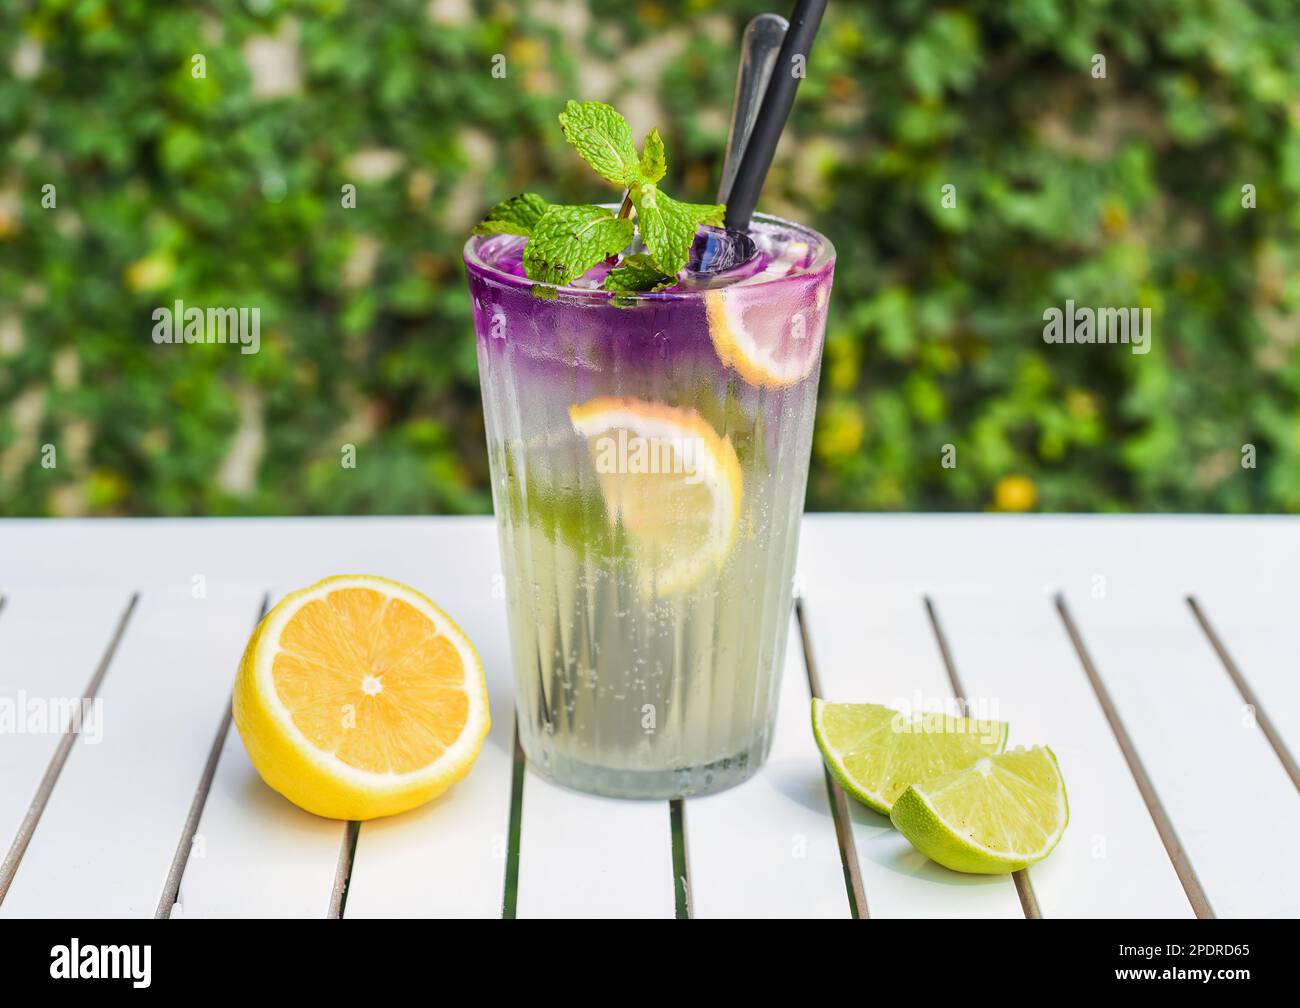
left=890, top=746, right=1069, bottom=874
left=811, top=699, right=1008, bottom=815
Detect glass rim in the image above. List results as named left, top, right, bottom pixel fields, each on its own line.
left=462, top=209, right=835, bottom=302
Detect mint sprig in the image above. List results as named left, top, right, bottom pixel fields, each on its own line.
left=473, top=101, right=725, bottom=293
left=631, top=185, right=723, bottom=277
left=522, top=205, right=634, bottom=286
left=471, top=192, right=549, bottom=237
left=638, top=128, right=666, bottom=185
left=605, top=253, right=676, bottom=293
left=558, top=100, right=643, bottom=187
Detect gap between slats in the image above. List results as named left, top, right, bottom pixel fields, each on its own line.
left=794, top=597, right=869, bottom=919
left=0, top=592, right=139, bottom=906
left=922, top=597, right=1040, bottom=919
left=1186, top=596, right=1300, bottom=794
left=501, top=720, right=525, bottom=919
left=333, top=716, right=530, bottom=919
left=1054, top=593, right=1215, bottom=919
left=156, top=593, right=271, bottom=918
left=498, top=719, right=686, bottom=920
left=670, top=799, right=692, bottom=919
left=328, top=821, right=361, bottom=918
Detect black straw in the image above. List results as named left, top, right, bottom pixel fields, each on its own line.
left=723, top=0, right=828, bottom=233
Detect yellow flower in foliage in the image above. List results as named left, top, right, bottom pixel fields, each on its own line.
left=0, top=187, right=20, bottom=239
left=507, top=37, right=545, bottom=70
left=816, top=400, right=865, bottom=461
left=993, top=475, right=1038, bottom=512
left=124, top=253, right=175, bottom=292
left=87, top=468, right=129, bottom=511
left=1099, top=199, right=1128, bottom=237
left=826, top=331, right=859, bottom=392
left=1066, top=390, right=1098, bottom=420
left=637, top=2, right=668, bottom=28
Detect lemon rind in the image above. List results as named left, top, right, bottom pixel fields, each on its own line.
left=704, top=288, right=819, bottom=390
left=244, top=574, right=490, bottom=798
left=568, top=396, right=743, bottom=595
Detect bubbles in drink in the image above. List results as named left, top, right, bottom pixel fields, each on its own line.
left=467, top=215, right=834, bottom=798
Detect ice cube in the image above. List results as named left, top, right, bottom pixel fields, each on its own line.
left=687, top=226, right=758, bottom=275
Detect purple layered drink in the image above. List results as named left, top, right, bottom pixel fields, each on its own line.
left=466, top=213, right=834, bottom=798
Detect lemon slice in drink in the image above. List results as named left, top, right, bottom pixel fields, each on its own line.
left=890, top=746, right=1069, bottom=874
left=569, top=396, right=743, bottom=595
left=233, top=575, right=490, bottom=820
left=704, top=268, right=829, bottom=389
left=811, top=699, right=1009, bottom=814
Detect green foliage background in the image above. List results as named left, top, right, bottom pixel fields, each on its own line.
left=2, top=0, right=1297, bottom=517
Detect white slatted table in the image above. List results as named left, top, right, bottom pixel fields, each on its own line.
left=0, top=515, right=1296, bottom=918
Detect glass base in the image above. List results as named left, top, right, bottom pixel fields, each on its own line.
left=524, top=743, right=770, bottom=800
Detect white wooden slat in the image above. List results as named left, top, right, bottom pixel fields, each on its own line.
left=172, top=584, right=345, bottom=920
left=1188, top=588, right=1300, bottom=771
left=929, top=588, right=1194, bottom=918
left=160, top=577, right=351, bottom=919
left=344, top=723, right=513, bottom=918
left=798, top=583, right=1025, bottom=918
left=797, top=516, right=1299, bottom=613
left=1068, top=587, right=1300, bottom=918
left=0, top=582, right=264, bottom=918
left=325, top=525, right=516, bottom=917
left=344, top=614, right=515, bottom=918
left=0, top=591, right=130, bottom=870
left=3, top=515, right=1295, bottom=597
left=515, top=771, right=675, bottom=918
left=171, top=706, right=345, bottom=919
left=686, top=611, right=850, bottom=918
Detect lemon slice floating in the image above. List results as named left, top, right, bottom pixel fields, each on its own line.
left=569, top=395, right=743, bottom=595
left=890, top=746, right=1069, bottom=874
left=704, top=269, right=828, bottom=389
left=233, top=575, right=490, bottom=820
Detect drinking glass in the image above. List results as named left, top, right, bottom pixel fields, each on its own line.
left=465, top=213, right=834, bottom=798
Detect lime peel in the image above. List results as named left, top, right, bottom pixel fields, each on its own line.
left=889, top=745, right=1069, bottom=874
left=811, top=699, right=1009, bottom=815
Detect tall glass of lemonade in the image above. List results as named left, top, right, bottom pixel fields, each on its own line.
left=466, top=211, right=833, bottom=799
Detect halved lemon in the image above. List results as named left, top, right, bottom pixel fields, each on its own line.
left=233, top=575, right=490, bottom=820
left=704, top=270, right=829, bottom=389
left=568, top=396, right=743, bottom=594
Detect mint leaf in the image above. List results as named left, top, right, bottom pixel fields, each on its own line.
left=558, top=100, right=642, bottom=187
left=639, top=129, right=666, bottom=184
left=683, top=200, right=726, bottom=227
left=522, top=204, right=634, bottom=285
left=629, top=184, right=689, bottom=274
left=480, top=102, right=730, bottom=293
left=630, top=184, right=724, bottom=276
left=603, top=253, right=676, bottom=293
left=472, top=192, right=549, bottom=236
